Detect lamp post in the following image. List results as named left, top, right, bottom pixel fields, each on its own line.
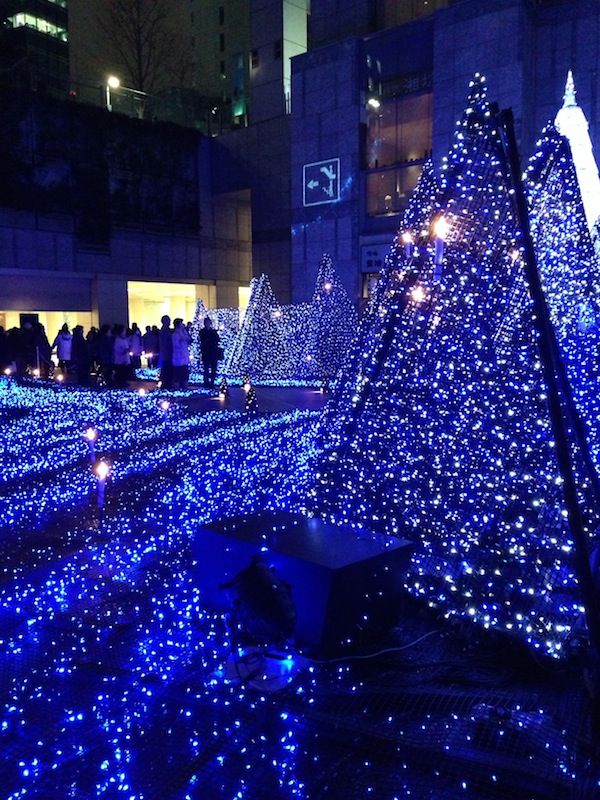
left=83, top=426, right=97, bottom=463
left=105, top=75, right=120, bottom=111
left=433, top=215, right=448, bottom=282
left=95, top=460, right=110, bottom=509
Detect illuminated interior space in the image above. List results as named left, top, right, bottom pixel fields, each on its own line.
left=127, top=281, right=251, bottom=331
left=365, top=90, right=432, bottom=216
left=0, top=310, right=93, bottom=338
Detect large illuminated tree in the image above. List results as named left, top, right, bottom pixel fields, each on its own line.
left=310, top=75, right=600, bottom=658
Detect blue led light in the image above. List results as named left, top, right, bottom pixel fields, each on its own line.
left=311, top=74, right=600, bottom=659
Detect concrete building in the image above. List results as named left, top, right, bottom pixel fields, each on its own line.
left=0, top=90, right=251, bottom=334
left=2, top=0, right=600, bottom=335
left=190, top=0, right=309, bottom=301
left=190, top=0, right=308, bottom=126
left=289, top=0, right=600, bottom=303
left=0, top=0, right=69, bottom=94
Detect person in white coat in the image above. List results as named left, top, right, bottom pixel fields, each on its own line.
left=112, top=325, right=131, bottom=388
left=52, top=323, right=72, bottom=374
left=171, top=318, right=191, bottom=390
left=129, top=323, right=143, bottom=370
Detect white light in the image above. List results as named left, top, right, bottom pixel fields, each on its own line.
left=95, top=461, right=110, bottom=480
left=433, top=215, right=448, bottom=241
left=83, top=427, right=97, bottom=442
left=411, top=285, right=427, bottom=304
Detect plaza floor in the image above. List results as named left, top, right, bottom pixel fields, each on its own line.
left=1, top=380, right=598, bottom=799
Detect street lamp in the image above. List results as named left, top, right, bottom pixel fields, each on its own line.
left=105, top=75, right=120, bottom=111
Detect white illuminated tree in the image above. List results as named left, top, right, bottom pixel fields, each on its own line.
left=527, top=122, right=600, bottom=470
left=226, top=274, right=290, bottom=380
left=554, top=71, right=600, bottom=233
left=226, top=262, right=358, bottom=383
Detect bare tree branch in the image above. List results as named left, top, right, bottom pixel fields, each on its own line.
left=96, top=0, right=190, bottom=96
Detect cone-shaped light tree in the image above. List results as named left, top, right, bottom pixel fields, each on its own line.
left=226, top=274, right=291, bottom=380
left=527, top=123, right=600, bottom=471
left=310, top=75, right=600, bottom=658
left=298, top=253, right=358, bottom=380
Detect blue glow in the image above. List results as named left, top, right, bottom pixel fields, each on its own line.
left=223, top=257, right=357, bottom=383
left=311, top=74, right=600, bottom=659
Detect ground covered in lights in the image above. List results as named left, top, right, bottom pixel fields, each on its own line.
left=1, top=379, right=599, bottom=799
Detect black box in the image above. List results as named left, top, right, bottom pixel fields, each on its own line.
left=193, top=511, right=413, bottom=654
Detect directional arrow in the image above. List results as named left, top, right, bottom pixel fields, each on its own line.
left=303, top=158, right=340, bottom=206
left=320, top=165, right=337, bottom=180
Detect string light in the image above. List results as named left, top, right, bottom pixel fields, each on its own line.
left=311, top=73, right=600, bottom=659
left=225, top=256, right=357, bottom=384
left=0, top=72, right=597, bottom=799
left=0, top=376, right=322, bottom=796
left=137, top=258, right=357, bottom=389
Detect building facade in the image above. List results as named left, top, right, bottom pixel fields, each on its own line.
left=0, top=0, right=69, bottom=95
left=290, top=0, right=600, bottom=303
left=0, top=88, right=251, bottom=333
left=2, top=0, right=600, bottom=335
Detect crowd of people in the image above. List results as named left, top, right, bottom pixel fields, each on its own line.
left=0, top=314, right=222, bottom=390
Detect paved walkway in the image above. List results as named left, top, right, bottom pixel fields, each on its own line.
left=129, top=380, right=332, bottom=414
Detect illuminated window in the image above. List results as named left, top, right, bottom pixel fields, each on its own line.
left=128, top=282, right=204, bottom=331
left=366, top=91, right=432, bottom=169
left=7, top=13, right=67, bottom=41
left=364, top=81, right=431, bottom=217
left=362, top=273, right=380, bottom=298
left=366, top=163, right=422, bottom=217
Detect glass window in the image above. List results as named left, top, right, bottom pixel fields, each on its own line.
left=366, top=92, right=432, bottom=169
left=377, top=0, right=449, bottom=26
left=366, top=164, right=422, bottom=217
left=128, top=281, right=199, bottom=331
left=8, top=13, right=67, bottom=40
left=362, top=273, right=381, bottom=299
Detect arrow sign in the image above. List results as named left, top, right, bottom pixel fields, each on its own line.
left=320, top=165, right=337, bottom=180
left=303, top=158, right=341, bottom=206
